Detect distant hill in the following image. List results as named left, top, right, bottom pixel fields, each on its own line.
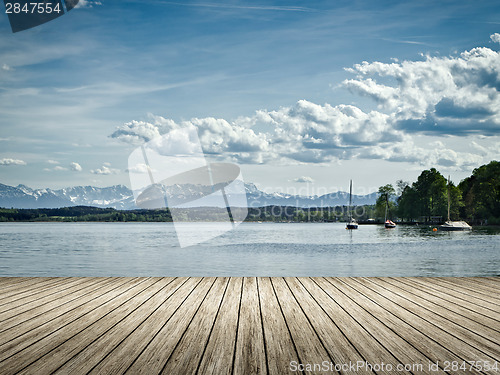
left=0, top=182, right=377, bottom=209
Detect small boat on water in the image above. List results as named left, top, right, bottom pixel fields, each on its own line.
left=439, top=221, right=471, bottom=231
left=439, top=176, right=472, bottom=231
left=384, top=195, right=396, bottom=228
left=346, top=180, right=358, bottom=230
left=384, top=220, right=396, bottom=228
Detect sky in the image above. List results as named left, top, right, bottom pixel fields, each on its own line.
left=0, top=0, right=500, bottom=195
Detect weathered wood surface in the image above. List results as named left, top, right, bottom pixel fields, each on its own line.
left=0, top=277, right=498, bottom=374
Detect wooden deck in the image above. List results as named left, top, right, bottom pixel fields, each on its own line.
left=0, top=277, right=498, bottom=374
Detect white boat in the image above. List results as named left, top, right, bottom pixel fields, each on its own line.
left=384, top=220, right=396, bottom=228
left=384, top=197, right=396, bottom=228
left=346, top=180, right=358, bottom=230
left=439, top=221, right=471, bottom=231
left=439, top=176, right=471, bottom=231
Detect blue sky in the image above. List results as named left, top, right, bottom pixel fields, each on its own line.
left=1, top=0, right=500, bottom=195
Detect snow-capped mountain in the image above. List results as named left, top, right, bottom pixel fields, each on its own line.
left=55, top=185, right=135, bottom=210
left=0, top=182, right=378, bottom=209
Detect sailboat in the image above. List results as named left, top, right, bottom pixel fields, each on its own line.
left=384, top=199, right=396, bottom=228
left=439, top=176, right=472, bottom=231
left=346, top=180, right=358, bottom=229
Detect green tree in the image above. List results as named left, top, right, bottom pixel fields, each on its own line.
left=375, top=184, right=396, bottom=220
left=397, top=185, right=418, bottom=221
left=413, top=168, right=448, bottom=220
left=459, top=160, right=500, bottom=224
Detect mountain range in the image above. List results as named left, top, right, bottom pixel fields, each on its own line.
left=0, top=182, right=378, bottom=209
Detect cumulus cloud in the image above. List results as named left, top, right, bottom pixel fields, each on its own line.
left=294, top=176, right=314, bottom=183
left=343, top=43, right=500, bottom=135
left=70, top=162, right=82, bottom=172
left=357, top=135, right=483, bottom=170
left=2, top=64, right=11, bottom=71
left=91, top=165, right=120, bottom=175
left=111, top=100, right=402, bottom=165
left=127, top=163, right=154, bottom=174
left=0, top=158, right=26, bottom=166
left=491, top=33, right=500, bottom=44
left=111, top=36, right=500, bottom=170
left=47, top=159, right=59, bottom=164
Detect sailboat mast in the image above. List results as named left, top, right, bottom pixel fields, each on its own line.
left=447, top=175, right=451, bottom=221
left=385, top=198, right=388, bottom=222
left=349, top=180, right=352, bottom=220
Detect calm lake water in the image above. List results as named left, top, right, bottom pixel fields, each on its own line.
left=0, top=222, right=498, bottom=276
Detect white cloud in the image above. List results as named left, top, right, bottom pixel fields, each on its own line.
left=53, top=166, right=68, bottom=171
left=111, top=101, right=400, bottom=165
left=91, top=165, right=120, bottom=175
left=70, top=162, right=82, bottom=172
left=127, top=163, right=154, bottom=174
left=343, top=44, right=500, bottom=135
left=74, top=0, right=102, bottom=8
left=47, top=159, right=59, bottom=164
left=2, top=64, right=11, bottom=71
left=0, top=158, right=26, bottom=166
left=294, top=176, right=314, bottom=183
left=491, top=33, right=500, bottom=44
left=110, top=120, right=167, bottom=145
left=110, top=37, right=500, bottom=171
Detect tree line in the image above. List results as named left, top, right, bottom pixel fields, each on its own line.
left=1, top=160, right=498, bottom=224
left=0, top=205, right=374, bottom=223
left=376, top=160, right=500, bottom=225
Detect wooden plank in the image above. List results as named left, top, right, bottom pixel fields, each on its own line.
left=125, top=277, right=215, bottom=375
left=430, top=278, right=500, bottom=304
left=461, top=277, right=500, bottom=296
left=0, top=278, right=135, bottom=353
left=0, top=277, right=498, bottom=375
left=388, top=278, right=500, bottom=330
left=258, top=277, right=300, bottom=375
left=15, top=277, right=172, bottom=375
left=285, top=277, right=372, bottom=375
left=300, top=277, right=401, bottom=374
left=0, top=277, right=72, bottom=306
left=0, top=277, right=72, bottom=301
left=86, top=277, right=199, bottom=375
left=405, top=277, right=500, bottom=319
left=271, top=277, right=337, bottom=375
left=196, top=277, right=242, bottom=375
left=464, top=277, right=500, bottom=288
left=161, top=277, right=230, bottom=375
left=233, top=277, right=267, bottom=375
left=359, top=278, right=500, bottom=365
left=0, top=277, right=109, bottom=323
left=482, top=277, right=500, bottom=285
left=0, top=277, right=116, bottom=335
left=320, top=278, right=425, bottom=375
left=0, top=277, right=161, bottom=374
left=0, top=277, right=37, bottom=291
left=373, top=278, right=500, bottom=357
left=49, top=277, right=189, bottom=374
left=342, top=278, right=483, bottom=375
left=0, top=277, right=53, bottom=293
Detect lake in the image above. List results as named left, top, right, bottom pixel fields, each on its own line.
left=0, top=222, right=498, bottom=276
